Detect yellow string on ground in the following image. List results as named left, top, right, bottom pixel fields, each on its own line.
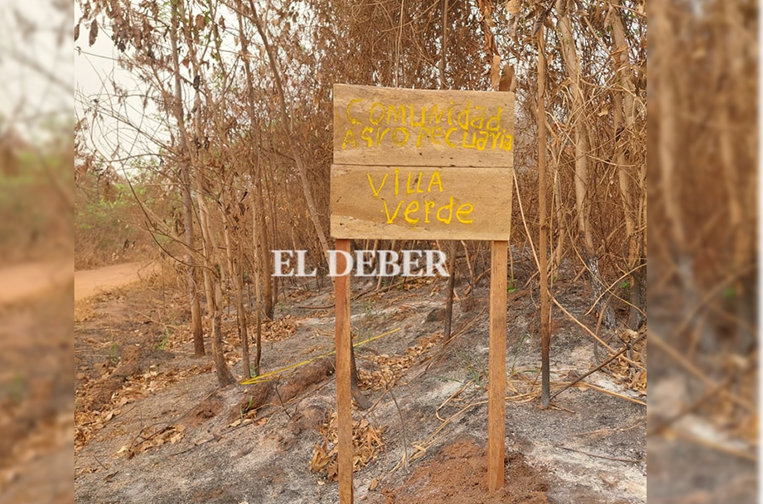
left=240, top=327, right=402, bottom=385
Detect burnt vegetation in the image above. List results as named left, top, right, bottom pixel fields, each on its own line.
left=75, top=0, right=646, bottom=383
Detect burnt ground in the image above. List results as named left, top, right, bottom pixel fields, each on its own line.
left=74, top=261, right=646, bottom=504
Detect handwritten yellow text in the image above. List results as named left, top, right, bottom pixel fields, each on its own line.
left=367, top=169, right=474, bottom=226
left=342, top=100, right=513, bottom=153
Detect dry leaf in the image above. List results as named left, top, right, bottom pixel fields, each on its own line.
left=195, top=14, right=206, bottom=31
left=74, top=23, right=80, bottom=42
left=168, top=427, right=184, bottom=444
left=507, top=0, right=520, bottom=16
left=89, top=19, right=98, bottom=46
left=309, top=442, right=334, bottom=473
left=326, top=459, right=338, bottom=481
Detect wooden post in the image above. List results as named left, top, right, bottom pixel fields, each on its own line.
left=334, top=239, right=353, bottom=504
left=487, top=240, right=508, bottom=491
left=537, top=24, right=551, bottom=409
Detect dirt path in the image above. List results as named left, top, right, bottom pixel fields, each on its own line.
left=0, top=259, right=162, bottom=307
left=74, top=261, right=156, bottom=301
left=0, top=260, right=156, bottom=305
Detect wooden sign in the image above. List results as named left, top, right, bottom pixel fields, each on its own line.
left=331, top=84, right=514, bottom=241
left=331, top=84, right=514, bottom=503
left=333, top=84, right=514, bottom=167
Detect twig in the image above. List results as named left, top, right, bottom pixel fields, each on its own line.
left=91, top=454, right=109, bottom=471
left=388, top=388, right=409, bottom=473
left=272, top=379, right=291, bottom=420
left=389, top=398, right=488, bottom=474
left=424, top=308, right=487, bottom=371
left=576, top=382, right=646, bottom=406
left=551, top=296, right=614, bottom=352
left=435, top=379, right=474, bottom=422
left=169, top=443, right=202, bottom=458
left=672, top=263, right=756, bottom=342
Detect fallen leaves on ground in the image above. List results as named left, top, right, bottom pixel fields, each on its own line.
left=310, top=411, right=385, bottom=481
left=263, top=315, right=300, bottom=342
left=75, top=364, right=210, bottom=452
left=358, top=333, right=442, bottom=390
left=117, top=424, right=186, bottom=458
left=605, top=327, right=646, bottom=395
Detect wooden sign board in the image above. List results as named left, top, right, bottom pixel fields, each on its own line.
left=331, top=84, right=514, bottom=241
left=330, top=165, right=511, bottom=240
left=333, top=84, right=515, bottom=168
left=330, top=84, right=514, bottom=503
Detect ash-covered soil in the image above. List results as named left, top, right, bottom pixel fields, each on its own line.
left=75, top=266, right=646, bottom=504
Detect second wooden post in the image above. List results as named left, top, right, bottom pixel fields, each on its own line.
left=334, top=239, right=353, bottom=504
left=487, top=240, right=508, bottom=491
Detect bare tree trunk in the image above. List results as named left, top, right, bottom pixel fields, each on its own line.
left=196, top=179, right=237, bottom=387
left=651, top=0, right=715, bottom=352
left=211, top=280, right=236, bottom=386
left=184, top=172, right=204, bottom=356
left=219, top=194, right=250, bottom=380
left=252, top=168, right=264, bottom=376
left=168, top=0, right=204, bottom=357
left=613, top=91, right=642, bottom=329
left=610, top=1, right=643, bottom=329
left=537, top=23, right=551, bottom=407
left=557, top=1, right=616, bottom=330
left=236, top=4, right=274, bottom=324
left=234, top=245, right=251, bottom=379
left=256, top=175, right=274, bottom=319
left=170, top=0, right=235, bottom=384
left=265, top=163, right=280, bottom=309
left=550, top=136, right=566, bottom=277
left=653, top=1, right=685, bottom=264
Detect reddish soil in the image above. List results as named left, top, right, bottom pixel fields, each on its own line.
left=378, top=437, right=551, bottom=504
